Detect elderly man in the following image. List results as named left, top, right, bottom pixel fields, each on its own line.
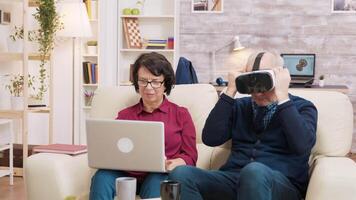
left=169, top=51, right=317, bottom=200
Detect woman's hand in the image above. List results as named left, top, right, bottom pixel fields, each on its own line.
left=165, top=158, right=186, bottom=171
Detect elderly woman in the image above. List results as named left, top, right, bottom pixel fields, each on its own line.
left=89, top=52, right=198, bottom=200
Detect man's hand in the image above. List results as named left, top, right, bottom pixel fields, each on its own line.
left=165, top=158, right=186, bottom=171
left=273, top=68, right=291, bottom=102
left=225, top=71, right=243, bottom=98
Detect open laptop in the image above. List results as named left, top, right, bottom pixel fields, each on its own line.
left=281, top=54, right=316, bottom=85
left=86, top=119, right=166, bottom=172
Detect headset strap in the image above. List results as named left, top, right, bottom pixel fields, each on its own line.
left=252, top=52, right=265, bottom=71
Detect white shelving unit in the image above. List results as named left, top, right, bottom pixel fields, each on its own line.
left=79, top=0, right=100, bottom=144
left=0, top=119, right=13, bottom=185
left=117, top=0, right=179, bottom=84
left=81, top=0, right=100, bottom=109
left=0, top=0, right=53, bottom=176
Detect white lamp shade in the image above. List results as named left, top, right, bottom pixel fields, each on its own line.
left=57, top=2, right=92, bottom=38
left=233, top=36, right=244, bottom=51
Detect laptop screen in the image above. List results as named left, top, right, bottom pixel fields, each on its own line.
left=281, top=54, right=315, bottom=78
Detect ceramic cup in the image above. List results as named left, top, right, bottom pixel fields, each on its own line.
left=160, top=180, right=181, bottom=200
left=115, top=177, right=136, bottom=200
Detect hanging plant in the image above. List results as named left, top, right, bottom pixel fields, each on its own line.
left=33, top=0, right=63, bottom=101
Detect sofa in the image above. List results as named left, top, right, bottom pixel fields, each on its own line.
left=25, top=84, right=356, bottom=200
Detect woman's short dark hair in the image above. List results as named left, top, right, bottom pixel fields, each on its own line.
left=132, top=52, right=175, bottom=95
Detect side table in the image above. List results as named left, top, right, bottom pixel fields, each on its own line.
left=0, top=119, right=13, bottom=185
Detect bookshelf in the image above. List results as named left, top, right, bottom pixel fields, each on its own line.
left=79, top=0, right=100, bottom=144
left=117, top=0, right=179, bottom=84
left=0, top=0, right=54, bottom=176
left=81, top=0, right=100, bottom=109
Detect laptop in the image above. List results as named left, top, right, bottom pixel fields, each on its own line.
left=86, top=118, right=166, bottom=172
left=281, top=54, right=316, bottom=85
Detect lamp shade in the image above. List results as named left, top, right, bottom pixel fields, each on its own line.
left=233, top=36, right=244, bottom=51
left=57, top=2, right=92, bottom=38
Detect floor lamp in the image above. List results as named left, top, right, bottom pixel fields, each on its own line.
left=211, top=36, right=245, bottom=83
left=57, top=2, right=92, bottom=144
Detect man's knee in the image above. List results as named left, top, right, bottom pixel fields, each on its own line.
left=240, top=162, right=272, bottom=185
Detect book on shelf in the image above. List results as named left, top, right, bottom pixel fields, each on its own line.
left=147, top=39, right=167, bottom=44
left=28, top=104, right=46, bottom=108
left=32, top=143, right=87, bottom=155
left=83, top=0, right=93, bottom=19
left=146, top=46, right=166, bottom=49
left=83, top=62, right=98, bottom=84
left=146, top=43, right=167, bottom=47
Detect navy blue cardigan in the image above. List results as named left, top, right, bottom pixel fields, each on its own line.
left=202, top=93, right=317, bottom=197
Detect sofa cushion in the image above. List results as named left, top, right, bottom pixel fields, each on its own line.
left=289, top=90, right=353, bottom=158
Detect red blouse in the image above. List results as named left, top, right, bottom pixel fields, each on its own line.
left=116, top=97, right=197, bottom=177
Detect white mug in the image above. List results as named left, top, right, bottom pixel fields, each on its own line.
left=115, top=177, right=137, bottom=200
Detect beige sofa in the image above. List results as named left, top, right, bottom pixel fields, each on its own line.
left=25, top=84, right=356, bottom=200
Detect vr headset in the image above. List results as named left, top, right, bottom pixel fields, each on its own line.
left=235, top=52, right=276, bottom=94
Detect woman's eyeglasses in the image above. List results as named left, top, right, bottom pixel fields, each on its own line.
left=137, top=80, right=164, bottom=88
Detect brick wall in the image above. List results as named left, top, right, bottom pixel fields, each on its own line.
left=178, top=0, right=356, bottom=152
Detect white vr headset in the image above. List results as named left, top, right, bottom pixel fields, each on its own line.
left=235, top=52, right=276, bottom=94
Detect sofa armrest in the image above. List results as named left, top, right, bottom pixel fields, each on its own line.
left=306, top=157, right=356, bottom=200
left=26, top=153, right=93, bottom=200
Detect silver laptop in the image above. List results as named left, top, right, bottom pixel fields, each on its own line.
left=281, top=54, right=316, bottom=85
left=86, top=119, right=166, bottom=172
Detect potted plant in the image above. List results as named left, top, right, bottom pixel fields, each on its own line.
left=86, top=40, right=97, bottom=55
left=319, top=75, right=325, bottom=87
left=5, top=74, right=35, bottom=110
left=32, top=0, right=63, bottom=102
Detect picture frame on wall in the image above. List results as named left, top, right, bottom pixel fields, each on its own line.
left=0, top=10, right=11, bottom=24
left=332, top=0, right=356, bottom=13
left=192, top=0, right=223, bottom=13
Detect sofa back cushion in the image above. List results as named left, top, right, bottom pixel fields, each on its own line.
left=288, top=90, right=353, bottom=158
left=90, top=84, right=219, bottom=169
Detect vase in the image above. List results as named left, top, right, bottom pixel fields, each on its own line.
left=87, top=46, right=97, bottom=55
left=28, top=96, right=46, bottom=107
left=85, top=96, right=93, bottom=107
left=11, top=96, right=24, bottom=110
left=319, top=80, right=325, bottom=87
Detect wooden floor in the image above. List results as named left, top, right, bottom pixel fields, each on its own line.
left=0, top=177, right=26, bottom=200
